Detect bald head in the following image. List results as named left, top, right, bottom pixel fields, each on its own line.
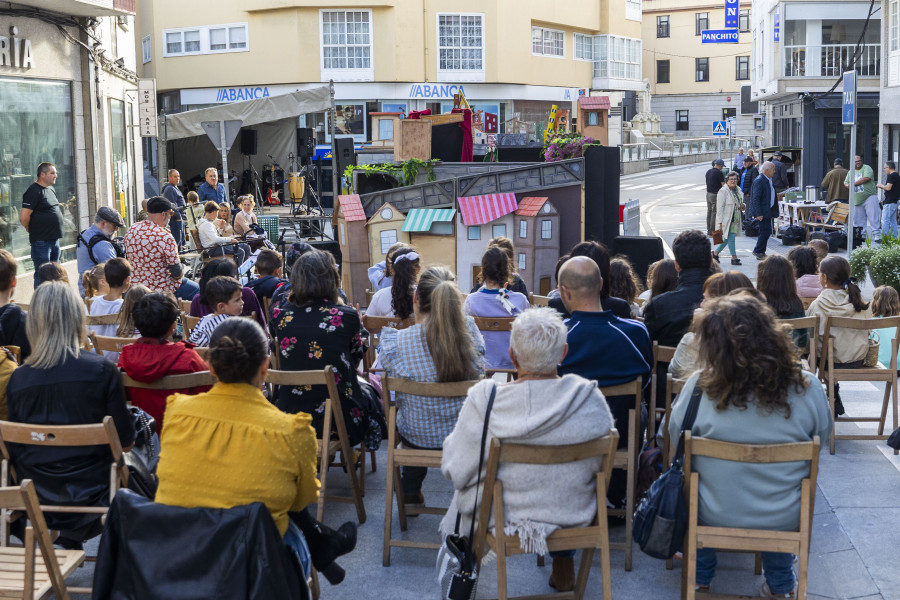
left=558, top=256, right=603, bottom=309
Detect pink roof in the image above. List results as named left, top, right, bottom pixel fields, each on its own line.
left=579, top=96, right=611, bottom=110
left=515, top=197, right=550, bottom=217
left=337, top=194, right=366, bottom=222
left=457, top=193, right=518, bottom=226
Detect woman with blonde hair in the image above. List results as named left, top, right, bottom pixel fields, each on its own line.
left=216, top=202, right=235, bottom=237
left=379, top=265, right=485, bottom=505
left=116, top=284, right=151, bottom=337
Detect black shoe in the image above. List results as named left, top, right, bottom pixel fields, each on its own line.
left=293, top=512, right=357, bottom=586
left=711, top=252, right=720, bottom=263
left=55, top=536, right=84, bottom=551
left=731, top=257, right=743, bottom=265
left=834, top=387, right=846, bottom=417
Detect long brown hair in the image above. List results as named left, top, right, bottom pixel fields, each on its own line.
left=819, top=255, right=869, bottom=312
left=288, top=249, right=340, bottom=307
left=757, top=254, right=804, bottom=316
left=609, top=257, right=643, bottom=303
left=417, top=266, right=481, bottom=382
left=694, top=294, right=806, bottom=417
left=117, top=285, right=151, bottom=337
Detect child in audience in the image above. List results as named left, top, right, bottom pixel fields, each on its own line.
left=0, top=250, right=30, bottom=360
left=89, top=258, right=132, bottom=360
left=368, top=242, right=410, bottom=292
left=188, top=276, right=243, bottom=347
left=247, top=249, right=287, bottom=305
left=808, top=238, right=829, bottom=264
left=637, top=258, right=678, bottom=313
left=871, top=286, right=900, bottom=369
left=116, top=285, right=151, bottom=338
left=366, top=246, right=419, bottom=318
left=81, top=264, right=108, bottom=301
left=788, top=246, right=824, bottom=299
left=118, top=293, right=210, bottom=431
left=471, top=237, right=529, bottom=296
left=36, top=262, right=69, bottom=286
left=609, top=257, right=644, bottom=317
left=191, top=258, right=265, bottom=329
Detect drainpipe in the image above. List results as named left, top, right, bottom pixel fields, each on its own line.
left=80, top=20, right=101, bottom=218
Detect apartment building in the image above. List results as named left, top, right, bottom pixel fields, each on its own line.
left=0, top=1, right=142, bottom=275
left=642, top=0, right=758, bottom=141
left=881, top=0, right=900, bottom=166
left=751, top=0, right=881, bottom=187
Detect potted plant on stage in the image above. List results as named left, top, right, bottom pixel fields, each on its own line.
left=849, top=232, right=900, bottom=289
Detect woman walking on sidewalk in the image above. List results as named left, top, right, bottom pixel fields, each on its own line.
left=712, top=171, right=744, bottom=265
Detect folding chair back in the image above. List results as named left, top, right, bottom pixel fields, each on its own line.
left=365, top=289, right=375, bottom=307
left=529, top=293, right=550, bottom=307
left=265, top=368, right=366, bottom=525
left=88, top=333, right=135, bottom=355
left=783, top=314, right=819, bottom=370
left=473, top=316, right=515, bottom=332
left=180, top=299, right=192, bottom=314
left=119, top=371, right=217, bottom=390
left=181, top=314, right=201, bottom=338
left=361, top=315, right=415, bottom=374
left=381, top=377, right=481, bottom=566
left=0, top=480, right=85, bottom=600
left=84, top=313, right=120, bottom=327
left=650, top=342, right=677, bottom=439
left=683, top=433, right=820, bottom=599
left=475, top=433, right=619, bottom=600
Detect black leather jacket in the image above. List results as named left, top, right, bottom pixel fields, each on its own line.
left=642, top=268, right=710, bottom=347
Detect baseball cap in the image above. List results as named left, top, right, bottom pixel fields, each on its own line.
left=147, top=196, right=176, bottom=214
left=96, top=206, right=125, bottom=227
left=743, top=156, right=754, bottom=163
left=714, top=159, right=725, bottom=166
left=773, top=151, right=783, bottom=157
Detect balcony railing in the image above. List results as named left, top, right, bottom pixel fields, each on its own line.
left=782, top=43, right=880, bottom=78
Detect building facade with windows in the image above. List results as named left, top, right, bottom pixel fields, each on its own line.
left=751, top=0, right=881, bottom=187
left=0, top=1, right=143, bottom=283
left=135, top=0, right=645, bottom=187
left=880, top=0, right=900, bottom=169
left=642, top=0, right=756, bottom=142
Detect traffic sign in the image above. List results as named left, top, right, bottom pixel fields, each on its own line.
left=725, top=0, right=739, bottom=29
left=842, top=71, right=857, bottom=126
left=712, top=121, right=728, bottom=136
left=701, top=29, right=739, bottom=43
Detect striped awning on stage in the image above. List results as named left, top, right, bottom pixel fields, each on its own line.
left=402, top=208, right=457, bottom=232
left=456, top=192, right=518, bottom=226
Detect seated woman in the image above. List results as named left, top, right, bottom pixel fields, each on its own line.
left=6, top=281, right=135, bottom=549
left=379, top=266, right=484, bottom=505
left=117, top=293, right=210, bottom=431
left=441, top=307, right=614, bottom=592
left=190, top=258, right=266, bottom=329
left=365, top=246, right=419, bottom=318
left=155, top=318, right=356, bottom=583
left=463, top=247, right=529, bottom=369
left=788, top=245, right=823, bottom=299
left=216, top=202, right=236, bottom=237
left=269, top=249, right=371, bottom=446
left=549, top=241, right=631, bottom=319
left=668, top=294, right=831, bottom=596
left=197, top=201, right=250, bottom=266
left=637, top=258, right=678, bottom=316
left=757, top=254, right=808, bottom=348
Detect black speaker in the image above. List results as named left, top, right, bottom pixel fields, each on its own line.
left=309, top=240, right=342, bottom=275
left=583, top=145, right=620, bottom=248
left=297, top=128, right=315, bottom=159
left=611, top=236, right=665, bottom=286
left=333, top=137, right=356, bottom=179
left=240, top=129, right=257, bottom=155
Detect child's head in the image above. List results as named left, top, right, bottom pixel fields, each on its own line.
left=82, top=263, right=107, bottom=298
left=187, top=191, right=199, bottom=205
left=808, top=239, right=829, bottom=263
left=608, top=256, right=643, bottom=303
left=206, top=276, right=243, bottom=315
left=116, top=285, right=151, bottom=337
left=819, top=255, right=869, bottom=313
left=0, top=249, right=16, bottom=295
left=140, top=198, right=148, bottom=212
left=199, top=258, right=238, bottom=309
left=37, top=262, right=69, bottom=286
left=102, top=257, right=132, bottom=290
left=255, top=249, right=283, bottom=277
left=132, top=293, right=180, bottom=339
left=872, top=286, right=900, bottom=318
left=647, top=258, right=678, bottom=298
left=787, top=245, right=819, bottom=278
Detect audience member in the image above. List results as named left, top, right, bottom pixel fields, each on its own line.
left=379, top=266, right=484, bottom=507
left=808, top=239, right=829, bottom=263
left=464, top=247, right=529, bottom=369
left=712, top=171, right=745, bottom=265
left=547, top=254, right=569, bottom=299
left=556, top=256, right=652, bottom=507
left=368, top=242, right=409, bottom=292
left=668, top=294, right=831, bottom=595
left=89, top=257, right=132, bottom=360
left=472, top=237, right=529, bottom=296
left=117, top=293, right=209, bottom=431
left=35, top=261, right=68, bottom=286
left=190, top=258, right=265, bottom=329
left=155, top=317, right=357, bottom=581
left=549, top=241, right=631, bottom=319
left=871, top=286, right=900, bottom=368
left=82, top=264, right=106, bottom=301
left=441, top=307, right=613, bottom=592
left=637, top=258, right=678, bottom=312
left=76, top=206, right=125, bottom=296
left=0, top=250, right=30, bottom=359
left=758, top=254, right=808, bottom=347
left=270, top=249, right=371, bottom=446
left=188, top=276, right=244, bottom=347
left=184, top=191, right=203, bottom=233
left=135, top=199, right=148, bottom=223
left=273, top=242, right=350, bottom=307
left=197, top=167, right=226, bottom=204
left=198, top=201, right=250, bottom=266
left=6, top=281, right=134, bottom=550
left=116, top=285, right=151, bottom=338
left=608, top=256, right=644, bottom=317
left=160, top=169, right=186, bottom=248
left=788, top=246, right=824, bottom=299
left=216, top=202, right=236, bottom=237
left=233, top=195, right=273, bottom=251
left=246, top=249, right=287, bottom=305
left=366, top=247, right=420, bottom=318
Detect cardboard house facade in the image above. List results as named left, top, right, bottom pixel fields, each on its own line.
left=334, top=194, right=370, bottom=306
left=513, top=197, right=560, bottom=295
left=402, top=208, right=457, bottom=274
left=455, top=192, right=519, bottom=292
left=365, top=202, right=409, bottom=269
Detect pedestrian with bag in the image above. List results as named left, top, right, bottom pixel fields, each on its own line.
left=711, top=171, right=745, bottom=265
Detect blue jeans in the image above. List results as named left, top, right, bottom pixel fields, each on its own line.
left=753, top=216, right=772, bottom=255
left=882, top=202, right=898, bottom=240
left=31, top=239, right=60, bottom=286
left=696, top=548, right=795, bottom=592
left=174, top=277, right=199, bottom=301
left=283, top=521, right=312, bottom=579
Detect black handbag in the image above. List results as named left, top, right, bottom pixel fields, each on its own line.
left=124, top=407, right=160, bottom=499
left=888, top=426, right=900, bottom=450
left=632, top=384, right=702, bottom=560
left=436, top=383, right=496, bottom=600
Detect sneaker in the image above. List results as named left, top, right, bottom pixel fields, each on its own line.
left=760, top=581, right=796, bottom=598
left=754, top=252, right=767, bottom=260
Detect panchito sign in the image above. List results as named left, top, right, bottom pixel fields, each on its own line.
left=701, top=29, right=739, bottom=44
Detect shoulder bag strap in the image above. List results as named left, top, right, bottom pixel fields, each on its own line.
left=672, top=383, right=703, bottom=466
left=453, top=382, right=498, bottom=536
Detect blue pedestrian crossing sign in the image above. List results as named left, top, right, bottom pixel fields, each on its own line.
left=712, top=121, right=728, bottom=136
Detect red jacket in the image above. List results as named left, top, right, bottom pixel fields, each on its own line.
left=117, top=339, right=209, bottom=433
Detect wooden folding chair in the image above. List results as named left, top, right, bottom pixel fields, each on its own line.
left=800, top=297, right=816, bottom=311
left=650, top=342, right=677, bottom=440
left=783, top=315, right=819, bottom=373
left=182, top=313, right=201, bottom=339
left=120, top=371, right=217, bottom=391
left=361, top=314, right=415, bottom=375
left=475, top=433, right=620, bottom=600
left=15, top=303, right=28, bottom=313
left=0, top=480, right=85, bottom=600
left=0, top=416, right=128, bottom=596
left=529, top=293, right=551, bottom=307
left=88, top=333, right=135, bottom=356
left=382, top=377, right=481, bottom=566
left=598, top=378, right=642, bottom=571
left=85, top=313, right=120, bottom=327
left=180, top=299, right=193, bottom=314
left=818, top=315, right=900, bottom=454
left=365, top=289, right=375, bottom=308
left=682, top=433, right=820, bottom=600
left=473, top=316, right=516, bottom=333
left=265, top=368, right=366, bottom=524
left=1, top=345, right=21, bottom=365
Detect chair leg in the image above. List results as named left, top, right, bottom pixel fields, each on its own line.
left=369, top=450, right=377, bottom=473
left=754, top=551, right=762, bottom=575
left=309, top=568, right=321, bottom=600
left=358, top=446, right=366, bottom=497
left=624, top=409, right=636, bottom=572
left=878, top=382, right=890, bottom=436
left=537, top=554, right=544, bottom=567
left=394, top=466, right=408, bottom=531
left=573, top=548, right=595, bottom=600
left=894, top=377, right=900, bottom=455
left=383, top=454, right=395, bottom=567
left=828, top=377, right=836, bottom=455
left=495, top=540, right=509, bottom=600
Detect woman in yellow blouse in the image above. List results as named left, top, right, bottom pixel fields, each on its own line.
left=155, top=317, right=356, bottom=583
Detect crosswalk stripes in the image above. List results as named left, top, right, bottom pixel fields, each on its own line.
left=645, top=183, right=674, bottom=190
left=622, top=183, right=653, bottom=190
left=667, top=183, right=696, bottom=190
left=620, top=182, right=714, bottom=192
left=692, top=185, right=708, bottom=191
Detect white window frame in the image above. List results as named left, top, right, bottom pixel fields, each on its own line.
left=574, top=33, right=593, bottom=60
left=319, top=9, right=374, bottom=82
left=380, top=229, right=398, bottom=255
left=532, top=26, right=565, bottom=58
left=518, top=253, right=526, bottom=271
left=890, top=0, right=900, bottom=86
left=625, top=0, right=642, bottom=22
left=492, top=223, right=507, bottom=238
left=467, top=225, right=482, bottom=240
left=541, top=220, right=552, bottom=240
left=162, top=23, right=249, bottom=57
left=519, top=220, right=527, bottom=239
left=593, top=35, right=642, bottom=82
left=437, top=13, right=485, bottom=82
left=739, top=9, right=751, bottom=33
left=141, top=35, right=151, bottom=64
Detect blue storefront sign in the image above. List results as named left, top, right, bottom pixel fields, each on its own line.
left=725, top=0, right=740, bottom=29
left=701, top=29, right=740, bottom=44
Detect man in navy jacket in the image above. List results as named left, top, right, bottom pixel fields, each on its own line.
left=749, top=161, right=777, bottom=259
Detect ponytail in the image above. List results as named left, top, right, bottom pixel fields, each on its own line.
left=82, top=264, right=105, bottom=298
left=819, top=255, right=870, bottom=313
left=417, top=266, right=480, bottom=382
left=844, top=280, right=870, bottom=312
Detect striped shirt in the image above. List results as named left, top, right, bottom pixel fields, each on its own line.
left=188, top=313, right=232, bottom=347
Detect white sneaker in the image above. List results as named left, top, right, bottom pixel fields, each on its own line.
left=760, top=581, right=797, bottom=599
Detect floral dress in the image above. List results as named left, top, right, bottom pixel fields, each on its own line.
left=270, top=299, right=370, bottom=445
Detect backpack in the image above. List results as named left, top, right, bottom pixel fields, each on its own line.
left=77, top=230, right=126, bottom=265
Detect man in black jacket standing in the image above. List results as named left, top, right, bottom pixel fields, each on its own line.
left=740, top=156, right=759, bottom=201
left=749, top=161, right=777, bottom=259
left=705, top=159, right=726, bottom=234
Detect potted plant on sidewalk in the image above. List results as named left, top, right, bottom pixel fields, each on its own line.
left=849, top=232, right=900, bottom=289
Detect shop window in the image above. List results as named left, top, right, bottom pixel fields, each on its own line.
left=380, top=229, right=397, bottom=254
left=468, top=225, right=481, bottom=240
left=492, top=224, right=507, bottom=238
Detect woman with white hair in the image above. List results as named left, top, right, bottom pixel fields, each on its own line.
left=6, top=281, right=135, bottom=550
left=441, top=307, right=614, bottom=593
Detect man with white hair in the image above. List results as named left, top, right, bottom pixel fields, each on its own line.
left=749, top=161, right=777, bottom=259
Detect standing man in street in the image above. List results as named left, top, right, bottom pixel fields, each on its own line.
left=749, top=161, right=777, bottom=259
left=877, top=161, right=900, bottom=240
left=197, top=167, right=226, bottom=204
left=161, top=169, right=186, bottom=249
left=771, top=151, right=790, bottom=193
left=705, top=159, right=726, bottom=235
left=733, top=147, right=747, bottom=172
left=740, top=155, right=759, bottom=202
left=19, top=162, right=64, bottom=286
left=845, top=155, right=881, bottom=242
left=821, top=158, right=850, bottom=203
